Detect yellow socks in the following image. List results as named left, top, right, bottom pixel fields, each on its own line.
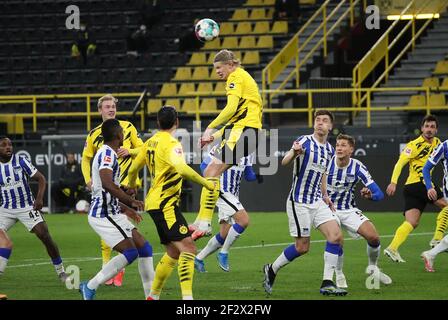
left=389, top=221, right=414, bottom=251
left=434, top=207, right=448, bottom=241
left=101, top=239, right=112, bottom=266
left=151, top=253, right=177, bottom=297
left=178, top=252, right=196, bottom=300
left=196, top=177, right=220, bottom=227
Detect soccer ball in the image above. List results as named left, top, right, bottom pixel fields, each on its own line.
left=195, top=18, right=220, bottom=42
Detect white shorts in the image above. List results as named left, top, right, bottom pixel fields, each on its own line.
left=286, top=198, right=337, bottom=237
left=0, top=208, right=44, bottom=232
left=334, top=208, right=370, bottom=239
left=216, top=192, right=244, bottom=224
left=88, top=214, right=136, bottom=248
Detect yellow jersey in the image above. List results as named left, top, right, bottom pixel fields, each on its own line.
left=128, top=131, right=210, bottom=212
left=81, top=120, right=144, bottom=187
left=391, top=135, right=441, bottom=185
left=208, top=67, right=262, bottom=131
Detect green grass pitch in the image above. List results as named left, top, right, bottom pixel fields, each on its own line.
left=2, top=212, right=448, bottom=300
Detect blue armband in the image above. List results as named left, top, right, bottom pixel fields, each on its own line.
left=367, top=182, right=384, bottom=201
left=200, top=156, right=211, bottom=175
left=244, top=166, right=257, bottom=182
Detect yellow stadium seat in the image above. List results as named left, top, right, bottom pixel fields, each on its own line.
left=429, top=93, right=446, bottom=106
left=221, top=36, right=239, bottom=49
left=188, top=52, right=207, bottom=65
left=178, top=83, right=196, bottom=96
left=173, top=67, right=192, bottom=80
left=242, top=51, right=260, bottom=64
left=422, top=77, right=439, bottom=87
left=233, top=50, right=243, bottom=61
left=158, top=83, right=177, bottom=97
left=250, top=8, right=266, bottom=20
left=263, top=0, right=275, bottom=4
left=181, top=98, right=198, bottom=112
left=200, top=98, right=218, bottom=110
left=266, top=7, right=274, bottom=19
left=164, top=98, right=181, bottom=109
left=235, top=22, right=252, bottom=35
left=239, top=36, right=257, bottom=48
left=214, top=82, right=226, bottom=93
left=207, top=52, right=216, bottom=64
left=300, top=0, right=316, bottom=4
left=408, top=95, right=426, bottom=107
left=203, top=38, right=221, bottom=50
left=197, top=82, right=214, bottom=94
left=219, top=22, right=234, bottom=36
left=271, top=21, right=288, bottom=34
left=192, top=67, right=210, bottom=80
left=231, top=9, right=249, bottom=21
left=441, top=77, right=448, bottom=88
left=257, top=35, right=273, bottom=48
left=434, top=60, right=448, bottom=74
left=253, top=21, right=270, bottom=34
left=147, top=99, right=162, bottom=113
left=245, top=0, right=264, bottom=5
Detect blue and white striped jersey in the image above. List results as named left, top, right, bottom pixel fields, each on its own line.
left=326, top=157, right=374, bottom=210
left=289, top=135, right=334, bottom=204
left=428, top=140, right=448, bottom=198
left=221, top=153, right=254, bottom=197
left=0, top=154, right=37, bottom=211
left=89, top=145, right=121, bottom=218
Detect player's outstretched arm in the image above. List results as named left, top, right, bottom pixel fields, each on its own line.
left=422, top=161, right=438, bottom=201
left=30, top=171, right=46, bottom=210
left=207, top=94, right=240, bottom=130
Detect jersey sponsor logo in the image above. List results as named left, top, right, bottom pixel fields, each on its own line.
left=174, top=147, right=183, bottom=156
left=179, top=225, right=188, bottom=234
left=404, top=147, right=412, bottom=156
left=229, top=83, right=235, bottom=89
left=104, top=155, right=112, bottom=163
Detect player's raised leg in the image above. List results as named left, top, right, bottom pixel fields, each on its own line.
left=422, top=235, right=448, bottom=272
left=80, top=237, right=138, bottom=300
left=32, top=221, right=67, bottom=281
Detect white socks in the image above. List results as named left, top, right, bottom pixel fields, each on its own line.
left=323, top=251, right=339, bottom=281
left=138, top=257, right=154, bottom=299
left=88, top=254, right=128, bottom=290
left=197, top=236, right=222, bottom=260
left=428, top=236, right=448, bottom=256
left=367, top=243, right=380, bottom=266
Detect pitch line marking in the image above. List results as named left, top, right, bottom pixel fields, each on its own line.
left=6, top=231, right=434, bottom=269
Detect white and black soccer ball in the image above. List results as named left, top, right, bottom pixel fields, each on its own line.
left=195, top=18, right=220, bottom=42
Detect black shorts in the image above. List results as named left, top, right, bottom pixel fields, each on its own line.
left=148, top=206, right=191, bottom=245
left=403, top=182, right=444, bottom=213
left=213, top=126, right=260, bottom=165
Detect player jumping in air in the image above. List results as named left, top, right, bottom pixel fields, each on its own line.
left=191, top=49, right=263, bottom=240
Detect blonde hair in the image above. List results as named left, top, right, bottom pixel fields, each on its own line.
left=97, top=94, right=118, bottom=109
left=213, top=49, right=241, bottom=66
